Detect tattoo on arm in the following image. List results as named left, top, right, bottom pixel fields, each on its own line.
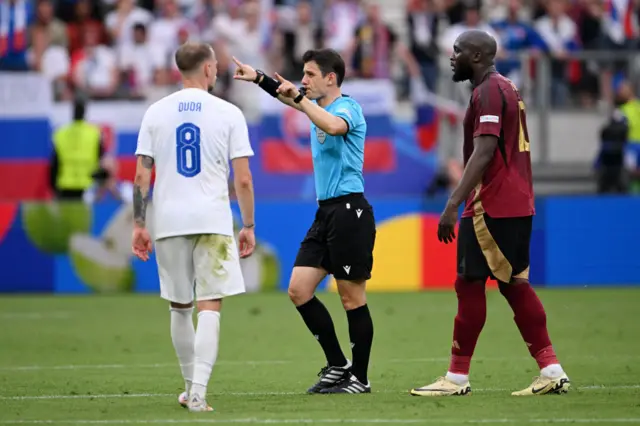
left=133, top=155, right=154, bottom=227
left=133, top=185, right=148, bottom=227
left=140, top=155, right=154, bottom=169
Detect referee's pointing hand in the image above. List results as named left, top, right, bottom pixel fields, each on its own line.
left=274, top=73, right=299, bottom=99
left=232, top=56, right=257, bottom=82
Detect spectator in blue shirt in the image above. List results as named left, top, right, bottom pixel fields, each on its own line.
left=491, top=0, right=546, bottom=88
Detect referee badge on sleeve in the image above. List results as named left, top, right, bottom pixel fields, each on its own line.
left=316, top=128, right=326, bottom=144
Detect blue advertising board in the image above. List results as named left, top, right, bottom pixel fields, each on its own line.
left=0, top=195, right=637, bottom=294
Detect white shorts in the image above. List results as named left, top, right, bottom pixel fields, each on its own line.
left=155, top=234, right=245, bottom=304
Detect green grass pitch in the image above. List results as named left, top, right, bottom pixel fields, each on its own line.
left=0, top=288, right=639, bottom=425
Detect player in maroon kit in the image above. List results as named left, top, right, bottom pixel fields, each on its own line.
left=410, top=30, right=570, bottom=397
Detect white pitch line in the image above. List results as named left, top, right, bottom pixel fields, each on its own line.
left=0, top=312, right=71, bottom=320
left=4, top=355, right=638, bottom=372
left=0, top=393, right=175, bottom=401
left=1, top=385, right=639, bottom=401
left=1, top=418, right=640, bottom=424
left=391, top=355, right=640, bottom=363
left=1, top=364, right=175, bottom=371
left=0, top=360, right=291, bottom=372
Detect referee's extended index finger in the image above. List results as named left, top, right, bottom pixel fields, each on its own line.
left=232, top=56, right=243, bottom=67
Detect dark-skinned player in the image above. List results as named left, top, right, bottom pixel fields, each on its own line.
left=410, top=30, right=570, bottom=397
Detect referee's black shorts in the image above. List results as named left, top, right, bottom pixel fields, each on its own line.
left=294, top=193, right=376, bottom=281
left=457, top=213, right=533, bottom=283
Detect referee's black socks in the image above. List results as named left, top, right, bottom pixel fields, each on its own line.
left=347, top=304, right=373, bottom=385
left=296, top=296, right=347, bottom=368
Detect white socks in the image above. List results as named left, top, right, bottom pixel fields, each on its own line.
left=191, top=310, right=221, bottom=398
left=442, top=365, right=564, bottom=387
left=541, top=363, right=564, bottom=379
left=446, top=372, right=470, bottom=385
left=170, top=307, right=196, bottom=394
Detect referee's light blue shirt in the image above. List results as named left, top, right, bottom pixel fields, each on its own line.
left=310, top=95, right=367, bottom=201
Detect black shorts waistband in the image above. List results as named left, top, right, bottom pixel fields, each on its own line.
left=318, top=192, right=364, bottom=206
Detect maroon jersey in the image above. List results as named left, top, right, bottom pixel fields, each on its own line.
left=461, top=72, right=535, bottom=218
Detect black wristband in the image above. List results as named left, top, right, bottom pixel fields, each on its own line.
left=293, top=87, right=306, bottom=104
left=256, top=70, right=280, bottom=98
left=243, top=223, right=255, bottom=229
left=253, top=70, right=263, bottom=84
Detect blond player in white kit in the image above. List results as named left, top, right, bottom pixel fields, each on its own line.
left=131, top=42, right=256, bottom=413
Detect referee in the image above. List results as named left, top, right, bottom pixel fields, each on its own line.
left=233, top=49, right=376, bottom=394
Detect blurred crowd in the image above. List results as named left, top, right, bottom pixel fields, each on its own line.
left=0, top=0, right=639, bottom=110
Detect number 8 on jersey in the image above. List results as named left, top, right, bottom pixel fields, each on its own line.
left=176, top=122, right=201, bottom=178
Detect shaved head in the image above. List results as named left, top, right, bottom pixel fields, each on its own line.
left=457, top=30, right=497, bottom=60
left=450, top=30, right=498, bottom=83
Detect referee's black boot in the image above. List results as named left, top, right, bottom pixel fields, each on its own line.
left=319, top=374, right=371, bottom=394
left=307, top=361, right=352, bottom=394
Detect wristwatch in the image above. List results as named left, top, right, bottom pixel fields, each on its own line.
left=294, top=87, right=306, bottom=103
left=253, top=70, right=264, bottom=84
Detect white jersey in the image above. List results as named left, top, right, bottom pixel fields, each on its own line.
left=135, top=88, right=254, bottom=240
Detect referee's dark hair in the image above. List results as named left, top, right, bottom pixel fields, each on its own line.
left=302, top=48, right=346, bottom=87
left=175, top=41, right=214, bottom=73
